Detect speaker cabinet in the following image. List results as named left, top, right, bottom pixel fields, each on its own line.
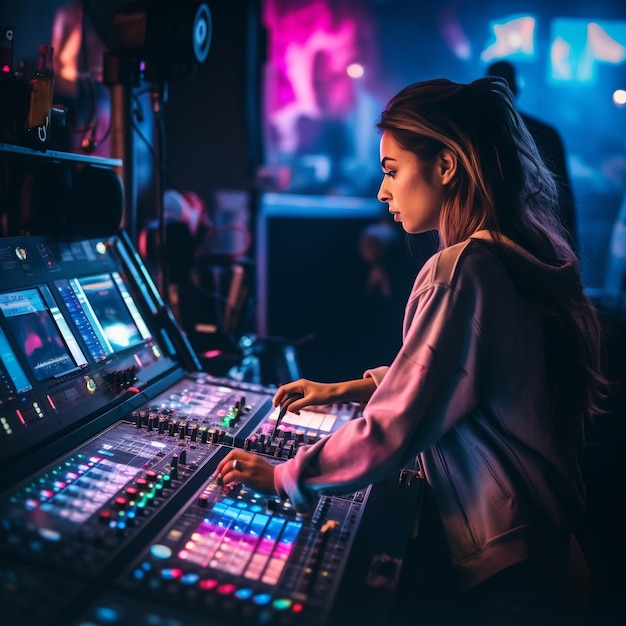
left=256, top=193, right=422, bottom=382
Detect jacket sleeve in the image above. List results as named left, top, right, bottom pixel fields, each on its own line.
left=274, top=272, right=483, bottom=512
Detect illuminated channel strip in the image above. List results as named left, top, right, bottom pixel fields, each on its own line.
left=177, top=496, right=301, bottom=583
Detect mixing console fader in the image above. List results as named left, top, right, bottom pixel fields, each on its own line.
left=242, top=400, right=363, bottom=459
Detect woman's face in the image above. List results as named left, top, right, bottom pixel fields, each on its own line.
left=377, top=131, right=446, bottom=234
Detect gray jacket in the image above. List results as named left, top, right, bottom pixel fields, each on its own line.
left=274, top=231, right=586, bottom=589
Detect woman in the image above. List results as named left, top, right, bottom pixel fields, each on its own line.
left=216, top=78, right=606, bottom=623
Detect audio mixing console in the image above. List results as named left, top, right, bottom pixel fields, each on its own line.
left=0, top=233, right=423, bottom=626
left=0, top=374, right=275, bottom=624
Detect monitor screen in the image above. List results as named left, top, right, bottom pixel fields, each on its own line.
left=75, top=273, right=151, bottom=353
left=0, top=327, right=32, bottom=395
left=0, top=287, right=86, bottom=382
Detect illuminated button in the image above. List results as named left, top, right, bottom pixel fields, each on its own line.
left=161, top=568, right=183, bottom=580
left=150, top=544, right=172, bottom=559
left=252, top=593, right=272, bottom=606
left=132, top=568, right=146, bottom=581
left=94, top=606, right=120, bottom=622
left=113, top=497, right=128, bottom=510
left=145, top=470, right=158, bottom=482
left=38, top=528, right=61, bottom=542
left=199, top=579, right=219, bottom=590
left=181, top=573, right=200, bottom=585
left=217, top=583, right=236, bottom=595
left=235, top=588, right=254, bottom=600
left=272, top=598, right=292, bottom=611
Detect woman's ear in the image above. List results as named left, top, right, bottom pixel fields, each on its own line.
left=439, top=149, right=457, bottom=185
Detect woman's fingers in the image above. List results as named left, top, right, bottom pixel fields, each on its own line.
left=215, top=449, right=276, bottom=494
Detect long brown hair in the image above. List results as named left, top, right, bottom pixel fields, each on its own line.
left=377, top=77, right=607, bottom=425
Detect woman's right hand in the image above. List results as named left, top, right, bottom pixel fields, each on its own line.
left=273, top=379, right=339, bottom=414
left=273, top=377, right=377, bottom=414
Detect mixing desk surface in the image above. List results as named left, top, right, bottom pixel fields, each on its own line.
left=0, top=233, right=422, bottom=626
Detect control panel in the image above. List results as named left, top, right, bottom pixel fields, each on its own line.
left=0, top=234, right=423, bottom=626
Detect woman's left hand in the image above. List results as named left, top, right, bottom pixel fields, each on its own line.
left=215, top=449, right=277, bottom=494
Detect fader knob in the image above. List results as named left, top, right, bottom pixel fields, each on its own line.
left=125, top=486, right=139, bottom=500
left=113, top=497, right=128, bottom=510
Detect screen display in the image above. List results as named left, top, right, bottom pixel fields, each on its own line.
left=0, top=327, right=32, bottom=395
left=0, top=288, right=86, bottom=382
left=75, top=273, right=151, bottom=353
left=55, top=278, right=113, bottom=362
